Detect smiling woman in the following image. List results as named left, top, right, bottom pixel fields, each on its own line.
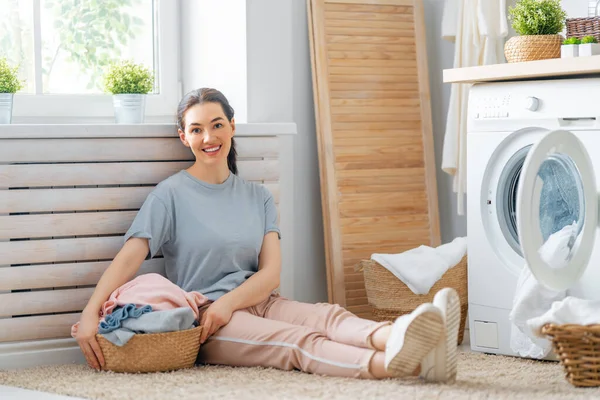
left=73, top=88, right=459, bottom=383
left=177, top=88, right=239, bottom=179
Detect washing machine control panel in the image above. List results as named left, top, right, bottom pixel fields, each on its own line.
left=474, top=94, right=512, bottom=119
left=469, top=78, right=600, bottom=126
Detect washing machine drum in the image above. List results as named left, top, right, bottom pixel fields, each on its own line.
left=516, top=129, right=597, bottom=291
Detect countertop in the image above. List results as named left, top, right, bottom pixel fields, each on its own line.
left=443, top=55, right=600, bottom=84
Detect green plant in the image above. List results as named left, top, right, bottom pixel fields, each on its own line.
left=103, top=60, right=154, bottom=95
left=509, top=0, right=567, bottom=36
left=42, top=0, right=145, bottom=91
left=0, top=57, right=23, bottom=93
left=563, top=37, right=581, bottom=45
left=581, top=35, right=598, bottom=44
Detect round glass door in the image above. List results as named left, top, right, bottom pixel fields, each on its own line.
left=517, top=130, right=597, bottom=291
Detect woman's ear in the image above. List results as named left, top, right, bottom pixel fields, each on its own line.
left=230, top=118, right=235, bottom=137
left=178, top=129, right=189, bottom=147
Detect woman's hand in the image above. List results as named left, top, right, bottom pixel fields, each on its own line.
left=75, top=310, right=105, bottom=370
left=200, top=298, right=235, bottom=344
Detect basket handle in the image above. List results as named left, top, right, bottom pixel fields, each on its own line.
left=353, top=261, right=365, bottom=273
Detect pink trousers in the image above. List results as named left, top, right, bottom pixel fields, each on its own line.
left=197, top=294, right=391, bottom=379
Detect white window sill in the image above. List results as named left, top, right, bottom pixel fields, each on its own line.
left=0, top=122, right=297, bottom=138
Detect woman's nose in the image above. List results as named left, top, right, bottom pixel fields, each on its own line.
left=202, top=130, right=214, bottom=142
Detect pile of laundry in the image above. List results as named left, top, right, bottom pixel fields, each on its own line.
left=510, top=223, right=600, bottom=358
left=370, top=236, right=467, bottom=295
left=72, top=273, right=209, bottom=347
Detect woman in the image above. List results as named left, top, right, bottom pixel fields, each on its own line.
left=75, top=88, right=460, bottom=382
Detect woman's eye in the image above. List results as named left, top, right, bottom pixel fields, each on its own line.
left=214, top=123, right=223, bottom=129
left=191, top=128, right=200, bottom=134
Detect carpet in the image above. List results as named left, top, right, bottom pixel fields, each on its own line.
left=1, top=351, right=599, bottom=400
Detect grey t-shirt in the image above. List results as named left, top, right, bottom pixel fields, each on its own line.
left=124, top=170, right=280, bottom=301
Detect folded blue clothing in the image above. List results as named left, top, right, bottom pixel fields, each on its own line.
left=101, top=307, right=197, bottom=347
left=98, top=303, right=153, bottom=334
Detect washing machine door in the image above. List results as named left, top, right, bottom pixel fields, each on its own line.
left=516, top=129, right=597, bottom=291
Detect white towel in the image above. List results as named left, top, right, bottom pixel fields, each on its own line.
left=528, top=297, right=600, bottom=338
left=442, top=0, right=460, bottom=42
left=370, top=237, right=467, bottom=295
left=508, top=223, right=577, bottom=358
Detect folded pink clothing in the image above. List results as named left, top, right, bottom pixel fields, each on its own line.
left=71, top=273, right=208, bottom=338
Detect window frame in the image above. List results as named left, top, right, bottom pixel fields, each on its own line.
left=11, top=0, right=179, bottom=122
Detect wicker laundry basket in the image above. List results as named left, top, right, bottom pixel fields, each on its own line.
left=355, top=256, right=468, bottom=345
left=541, top=324, right=600, bottom=387
left=96, top=325, right=203, bottom=373
left=566, top=17, right=600, bottom=42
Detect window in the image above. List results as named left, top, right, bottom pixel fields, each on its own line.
left=0, top=0, right=178, bottom=122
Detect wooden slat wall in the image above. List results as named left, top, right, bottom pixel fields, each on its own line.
left=0, top=133, right=282, bottom=343
left=308, top=0, right=440, bottom=318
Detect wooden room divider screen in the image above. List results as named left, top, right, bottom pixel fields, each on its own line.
left=307, top=0, right=440, bottom=318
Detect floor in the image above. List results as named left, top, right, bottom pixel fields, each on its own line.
left=0, top=328, right=475, bottom=399
left=1, top=341, right=479, bottom=399
left=1, top=342, right=473, bottom=399
left=2, top=348, right=595, bottom=400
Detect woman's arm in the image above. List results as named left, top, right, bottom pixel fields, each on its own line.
left=76, top=237, right=150, bottom=369
left=82, top=237, right=150, bottom=317
left=199, top=231, right=281, bottom=343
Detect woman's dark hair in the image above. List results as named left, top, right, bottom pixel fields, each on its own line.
left=177, top=88, right=238, bottom=175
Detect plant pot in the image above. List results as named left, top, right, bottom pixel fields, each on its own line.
left=579, top=43, right=600, bottom=56
left=113, top=94, right=146, bottom=124
left=504, top=34, right=563, bottom=63
left=561, top=44, right=579, bottom=58
left=0, top=93, right=13, bottom=124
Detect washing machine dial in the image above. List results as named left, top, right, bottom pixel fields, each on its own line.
left=524, top=96, right=540, bottom=111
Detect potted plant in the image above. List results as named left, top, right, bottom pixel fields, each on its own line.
left=0, top=57, right=24, bottom=124
left=561, top=37, right=581, bottom=58
left=104, top=60, right=154, bottom=124
left=505, top=0, right=567, bottom=63
left=579, top=35, right=600, bottom=56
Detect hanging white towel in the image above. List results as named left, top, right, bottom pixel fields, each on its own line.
left=370, top=237, right=467, bottom=295
left=528, top=297, right=600, bottom=338
left=442, top=0, right=460, bottom=42
left=441, top=0, right=508, bottom=215
left=508, top=223, right=576, bottom=358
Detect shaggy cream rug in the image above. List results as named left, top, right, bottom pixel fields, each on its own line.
left=1, top=351, right=599, bottom=400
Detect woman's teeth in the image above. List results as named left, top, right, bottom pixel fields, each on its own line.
left=203, top=145, right=221, bottom=153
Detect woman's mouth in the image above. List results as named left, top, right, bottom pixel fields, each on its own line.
left=202, top=145, right=221, bottom=155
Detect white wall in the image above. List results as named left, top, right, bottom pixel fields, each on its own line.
left=423, top=0, right=466, bottom=244
left=246, top=0, right=328, bottom=303
left=179, top=0, right=248, bottom=122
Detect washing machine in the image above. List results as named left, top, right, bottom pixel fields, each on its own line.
left=467, top=77, right=600, bottom=358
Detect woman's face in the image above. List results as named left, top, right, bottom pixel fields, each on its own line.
left=179, top=102, right=235, bottom=167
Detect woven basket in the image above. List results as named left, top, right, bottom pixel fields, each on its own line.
left=541, top=324, right=600, bottom=387
left=504, top=35, right=563, bottom=63
left=566, top=17, right=600, bottom=42
left=355, top=256, right=468, bottom=345
left=96, top=325, right=203, bottom=373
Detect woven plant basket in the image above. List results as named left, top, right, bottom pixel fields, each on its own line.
left=96, top=325, right=203, bottom=373
left=355, top=256, right=468, bottom=345
left=567, top=17, right=600, bottom=42
left=541, top=324, right=600, bottom=387
left=504, top=35, right=563, bottom=63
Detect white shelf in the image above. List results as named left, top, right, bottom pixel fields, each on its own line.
left=443, top=55, right=600, bottom=84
